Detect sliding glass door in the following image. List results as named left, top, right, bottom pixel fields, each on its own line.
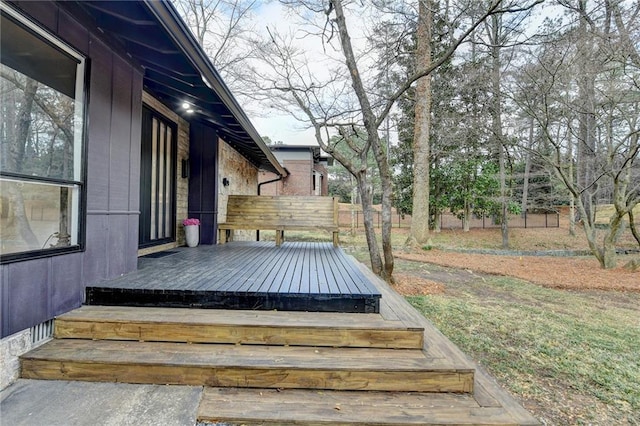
left=139, top=106, right=176, bottom=248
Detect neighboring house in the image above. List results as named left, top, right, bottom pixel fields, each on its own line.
left=259, top=145, right=331, bottom=196
left=0, top=0, right=286, bottom=388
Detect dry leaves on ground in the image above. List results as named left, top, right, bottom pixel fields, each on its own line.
left=392, top=273, right=445, bottom=296
left=396, top=250, right=640, bottom=292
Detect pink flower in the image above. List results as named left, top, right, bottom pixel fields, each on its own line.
left=183, top=218, right=200, bottom=226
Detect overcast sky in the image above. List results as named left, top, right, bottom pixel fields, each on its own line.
left=238, top=2, right=321, bottom=146
left=231, top=1, right=554, bottom=147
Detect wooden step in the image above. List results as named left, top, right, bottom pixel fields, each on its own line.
left=54, top=306, right=424, bottom=349
left=21, top=339, right=474, bottom=393
left=197, top=387, right=519, bottom=425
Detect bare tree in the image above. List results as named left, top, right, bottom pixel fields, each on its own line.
left=172, top=0, right=259, bottom=93
left=246, top=0, right=543, bottom=280
left=513, top=2, right=640, bottom=267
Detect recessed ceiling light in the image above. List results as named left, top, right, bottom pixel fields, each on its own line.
left=186, top=109, right=194, bottom=114
left=182, top=102, right=190, bottom=109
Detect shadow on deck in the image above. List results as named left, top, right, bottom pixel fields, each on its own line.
left=86, top=242, right=381, bottom=313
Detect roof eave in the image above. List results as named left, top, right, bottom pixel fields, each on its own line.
left=142, top=0, right=287, bottom=177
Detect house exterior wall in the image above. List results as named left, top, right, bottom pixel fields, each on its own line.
left=217, top=139, right=258, bottom=241
left=1, top=1, right=144, bottom=381
left=188, top=122, right=218, bottom=245
left=258, top=170, right=280, bottom=196
left=313, top=163, right=329, bottom=196
left=258, top=148, right=329, bottom=196
left=281, top=160, right=314, bottom=195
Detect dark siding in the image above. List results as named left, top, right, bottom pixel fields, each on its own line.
left=127, top=76, right=143, bottom=272
left=86, top=35, right=113, bottom=213
left=1, top=267, right=8, bottom=336
left=83, top=215, right=109, bottom=285
left=50, top=253, right=84, bottom=314
left=1, top=2, right=143, bottom=338
left=5, top=260, right=49, bottom=335
left=13, top=1, right=58, bottom=32
left=58, top=7, right=89, bottom=55
left=188, top=122, right=218, bottom=245
left=109, top=55, right=134, bottom=212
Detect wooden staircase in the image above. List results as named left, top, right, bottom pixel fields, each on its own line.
left=22, top=306, right=474, bottom=392
left=19, top=267, right=539, bottom=425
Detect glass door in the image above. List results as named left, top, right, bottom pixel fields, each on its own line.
left=139, top=105, right=177, bottom=247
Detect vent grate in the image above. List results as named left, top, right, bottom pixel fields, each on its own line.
left=30, top=319, right=54, bottom=344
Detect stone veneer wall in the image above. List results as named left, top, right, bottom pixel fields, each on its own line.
left=139, top=92, right=190, bottom=254
left=0, top=330, right=30, bottom=390
left=217, top=139, right=258, bottom=241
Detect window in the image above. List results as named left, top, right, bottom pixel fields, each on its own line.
left=0, top=4, right=86, bottom=262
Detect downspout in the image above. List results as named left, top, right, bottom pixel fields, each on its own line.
left=256, top=170, right=288, bottom=241
left=257, top=171, right=287, bottom=195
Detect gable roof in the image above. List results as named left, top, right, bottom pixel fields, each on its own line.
left=75, top=0, right=286, bottom=176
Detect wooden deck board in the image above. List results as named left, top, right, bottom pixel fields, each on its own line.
left=86, top=242, right=381, bottom=313
left=54, top=306, right=425, bottom=349
left=21, top=339, right=474, bottom=392
left=198, top=387, right=516, bottom=426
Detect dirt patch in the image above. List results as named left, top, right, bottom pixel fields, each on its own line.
left=396, top=249, right=640, bottom=292
left=391, top=273, right=445, bottom=296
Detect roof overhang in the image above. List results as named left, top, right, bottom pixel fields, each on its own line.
left=73, top=0, right=286, bottom=176
left=270, top=145, right=333, bottom=165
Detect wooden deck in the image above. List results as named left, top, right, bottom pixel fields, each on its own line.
left=18, top=256, right=539, bottom=424
left=86, top=242, right=381, bottom=313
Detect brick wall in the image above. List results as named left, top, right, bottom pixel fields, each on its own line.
left=258, top=170, right=280, bottom=195
left=281, top=160, right=313, bottom=195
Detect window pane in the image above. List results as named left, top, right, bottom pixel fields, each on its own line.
left=0, top=178, right=79, bottom=255
left=0, top=11, right=83, bottom=182
left=0, top=69, right=79, bottom=180
left=150, top=118, right=158, bottom=239
left=0, top=5, right=85, bottom=260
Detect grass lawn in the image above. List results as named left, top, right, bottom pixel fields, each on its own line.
left=399, top=260, right=640, bottom=425
left=273, top=226, right=639, bottom=424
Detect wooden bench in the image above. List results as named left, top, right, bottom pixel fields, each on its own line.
left=218, top=195, right=339, bottom=247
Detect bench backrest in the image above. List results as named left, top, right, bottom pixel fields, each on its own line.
left=225, top=195, right=338, bottom=228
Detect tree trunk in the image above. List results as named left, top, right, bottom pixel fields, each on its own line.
left=567, top=124, right=576, bottom=236
left=350, top=175, right=357, bottom=237
left=331, top=0, right=394, bottom=281
left=357, top=172, right=383, bottom=275
left=576, top=0, right=597, bottom=225
left=407, top=0, right=432, bottom=246
left=629, top=209, right=640, bottom=248
left=521, top=117, right=534, bottom=214
left=489, top=15, right=509, bottom=249
left=7, top=78, right=40, bottom=248
left=463, top=200, right=471, bottom=232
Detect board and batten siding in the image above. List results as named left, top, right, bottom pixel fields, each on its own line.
left=1, top=1, right=143, bottom=339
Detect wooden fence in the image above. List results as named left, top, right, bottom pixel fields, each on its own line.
left=338, top=210, right=560, bottom=229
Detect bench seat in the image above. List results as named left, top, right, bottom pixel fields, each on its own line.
left=218, top=195, right=339, bottom=247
